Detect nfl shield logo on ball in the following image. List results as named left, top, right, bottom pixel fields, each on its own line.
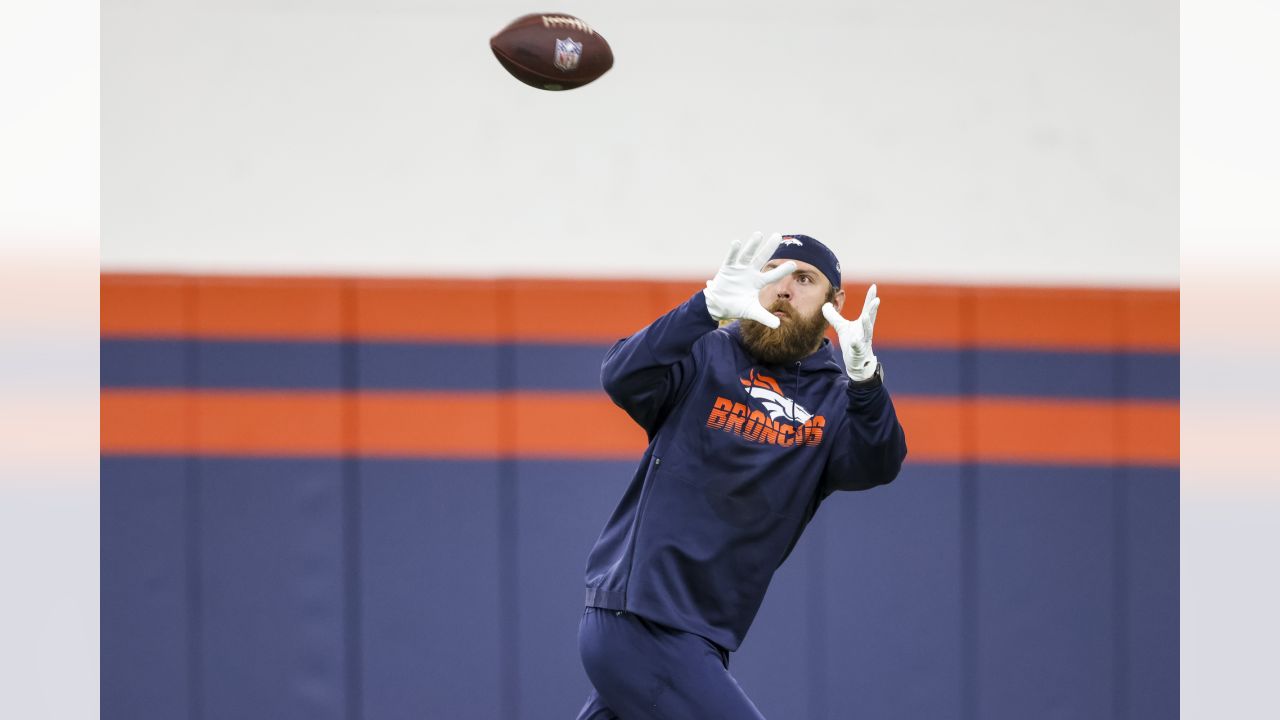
left=554, top=37, right=583, bottom=71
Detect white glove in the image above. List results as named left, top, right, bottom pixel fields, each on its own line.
left=822, top=284, right=881, bottom=382
left=704, top=232, right=797, bottom=329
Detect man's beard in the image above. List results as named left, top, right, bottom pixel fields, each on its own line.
left=739, top=299, right=830, bottom=366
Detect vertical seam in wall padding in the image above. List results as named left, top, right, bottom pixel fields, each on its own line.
left=805, top=515, right=828, bottom=719
left=1112, top=467, right=1129, bottom=720
left=1112, top=315, right=1130, bottom=720
left=342, top=280, right=364, bottom=720
left=958, top=289, right=978, bottom=720
left=185, top=446, right=202, bottom=720
left=184, top=279, right=203, bottom=720
left=496, top=283, right=521, bottom=719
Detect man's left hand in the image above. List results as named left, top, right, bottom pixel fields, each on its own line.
left=822, top=284, right=880, bottom=382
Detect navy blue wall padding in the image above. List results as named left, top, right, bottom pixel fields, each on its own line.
left=511, top=343, right=614, bottom=391
left=876, top=348, right=964, bottom=397
left=975, top=465, right=1119, bottom=719
left=1122, top=351, right=1181, bottom=400
left=101, top=458, right=192, bottom=720
left=101, top=339, right=1180, bottom=400
left=730, top=517, right=818, bottom=718
left=818, top=464, right=966, bottom=719
left=197, top=340, right=345, bottom=389
left=357, top=342, right=503, bottom=391
left=1125, top=467, right=1179, bottom=720
left=102, top=458, right=1177, bottom=720
left=971, top=348, right=1117, bottom=399
left=512, top=460, right=637, bottom=718
left=100, top=339, right=189, bottom=387
left=359, top=459, right=504, bottom=720
left=196, top=458, right=349, bottom=720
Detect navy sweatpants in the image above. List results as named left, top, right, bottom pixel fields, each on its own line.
left=576, top=607, right=766, bottom=720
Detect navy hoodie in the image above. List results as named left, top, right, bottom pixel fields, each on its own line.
left=585, top=290, right=908, bottom=652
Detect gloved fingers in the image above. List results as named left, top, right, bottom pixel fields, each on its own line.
left=738, top=232, right=765, bottom=267
left=751, top=233, right=784, bottom=269
left=862, top=297, right=880, bottom=344
left=821, top=302, right=848, bottom=331
left=758, top=260, right=797, bottom=286
left=859, top=284, right=878, bottom=319
left=723, top=238, right=744, bottom=267
left=746, top=303, right=782, bottom=329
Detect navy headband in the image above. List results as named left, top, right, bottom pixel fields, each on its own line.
left=769, top=234, right=841, bottom=289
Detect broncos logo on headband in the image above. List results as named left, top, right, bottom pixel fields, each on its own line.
left=740, top=370, right=813, bottom=424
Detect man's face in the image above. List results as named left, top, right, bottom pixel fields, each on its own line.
left=759, top=258, right=840, bottom=324
left=739, top=259, right=846, bottom=365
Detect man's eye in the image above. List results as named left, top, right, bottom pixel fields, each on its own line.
left=798, top=276, right=811, bottom=284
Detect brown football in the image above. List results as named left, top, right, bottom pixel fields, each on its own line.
left=490, top=13, right=613, bottom=91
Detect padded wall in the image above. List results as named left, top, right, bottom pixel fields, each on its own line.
left=101, top=274, right=1178, bottom=719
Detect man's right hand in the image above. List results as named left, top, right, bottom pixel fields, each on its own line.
left=704, top=232, right=797, bottom=329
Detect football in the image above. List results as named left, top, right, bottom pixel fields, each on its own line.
left=490, top=13, right=613, bottom=91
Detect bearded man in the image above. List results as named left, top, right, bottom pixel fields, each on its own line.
left=576, top=232, right=909, bottom=719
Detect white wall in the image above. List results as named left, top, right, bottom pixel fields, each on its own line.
left=103, top=0, right=1177, bottom=286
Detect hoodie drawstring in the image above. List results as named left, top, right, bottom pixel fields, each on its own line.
left=792, top=361, right=802, bottom=422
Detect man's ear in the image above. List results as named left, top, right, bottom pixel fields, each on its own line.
left=832, top=288, right=847, bottom=314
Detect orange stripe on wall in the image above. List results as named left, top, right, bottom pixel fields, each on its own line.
left=511, top=393, right=650, bottom=458
left=354, top=279, right=502, bottom=341
left=101, top=390, right=192, bottom=452
left=101, top=275, right=189, bottom=337
left=1120, top=289, right=1180, bottom=351
left=890, top=396, right=1179, bottom=466
left=102, top=390, right=347, bottom=454
left=356, top=393, right=503, bottom=455
left=869, top=285, right=967, bottom=348
left=196, top=392, right=347, bottom=453
left=101, top=390, right=1177, bottom=465
left=504, top=279, right=671, bottom=343
left=972, top=398, right=1177, bottom=465
left=101, top=274, right=1179, bottom=350
left=843, top=283, right=1177, bottom=351
left=968, top=285, right=1177, bottom=351
left=99, top=391, right=645, bottom=458
left=195, top=277, right=348, bottom=339
left=969, top=286, right=1122, bottom=351
left=883, top=397, right=968, bottom=463
left=1121, top=402, right=1181, bottom=464
left=654, top=281, right=707, bottom=317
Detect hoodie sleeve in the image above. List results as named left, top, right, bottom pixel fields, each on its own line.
left=820, top=375, right=908, bottom=494
left=601, top=290, right=720, bottom=437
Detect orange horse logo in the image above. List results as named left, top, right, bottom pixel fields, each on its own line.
left=740, top=370, right=812, bottom=424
